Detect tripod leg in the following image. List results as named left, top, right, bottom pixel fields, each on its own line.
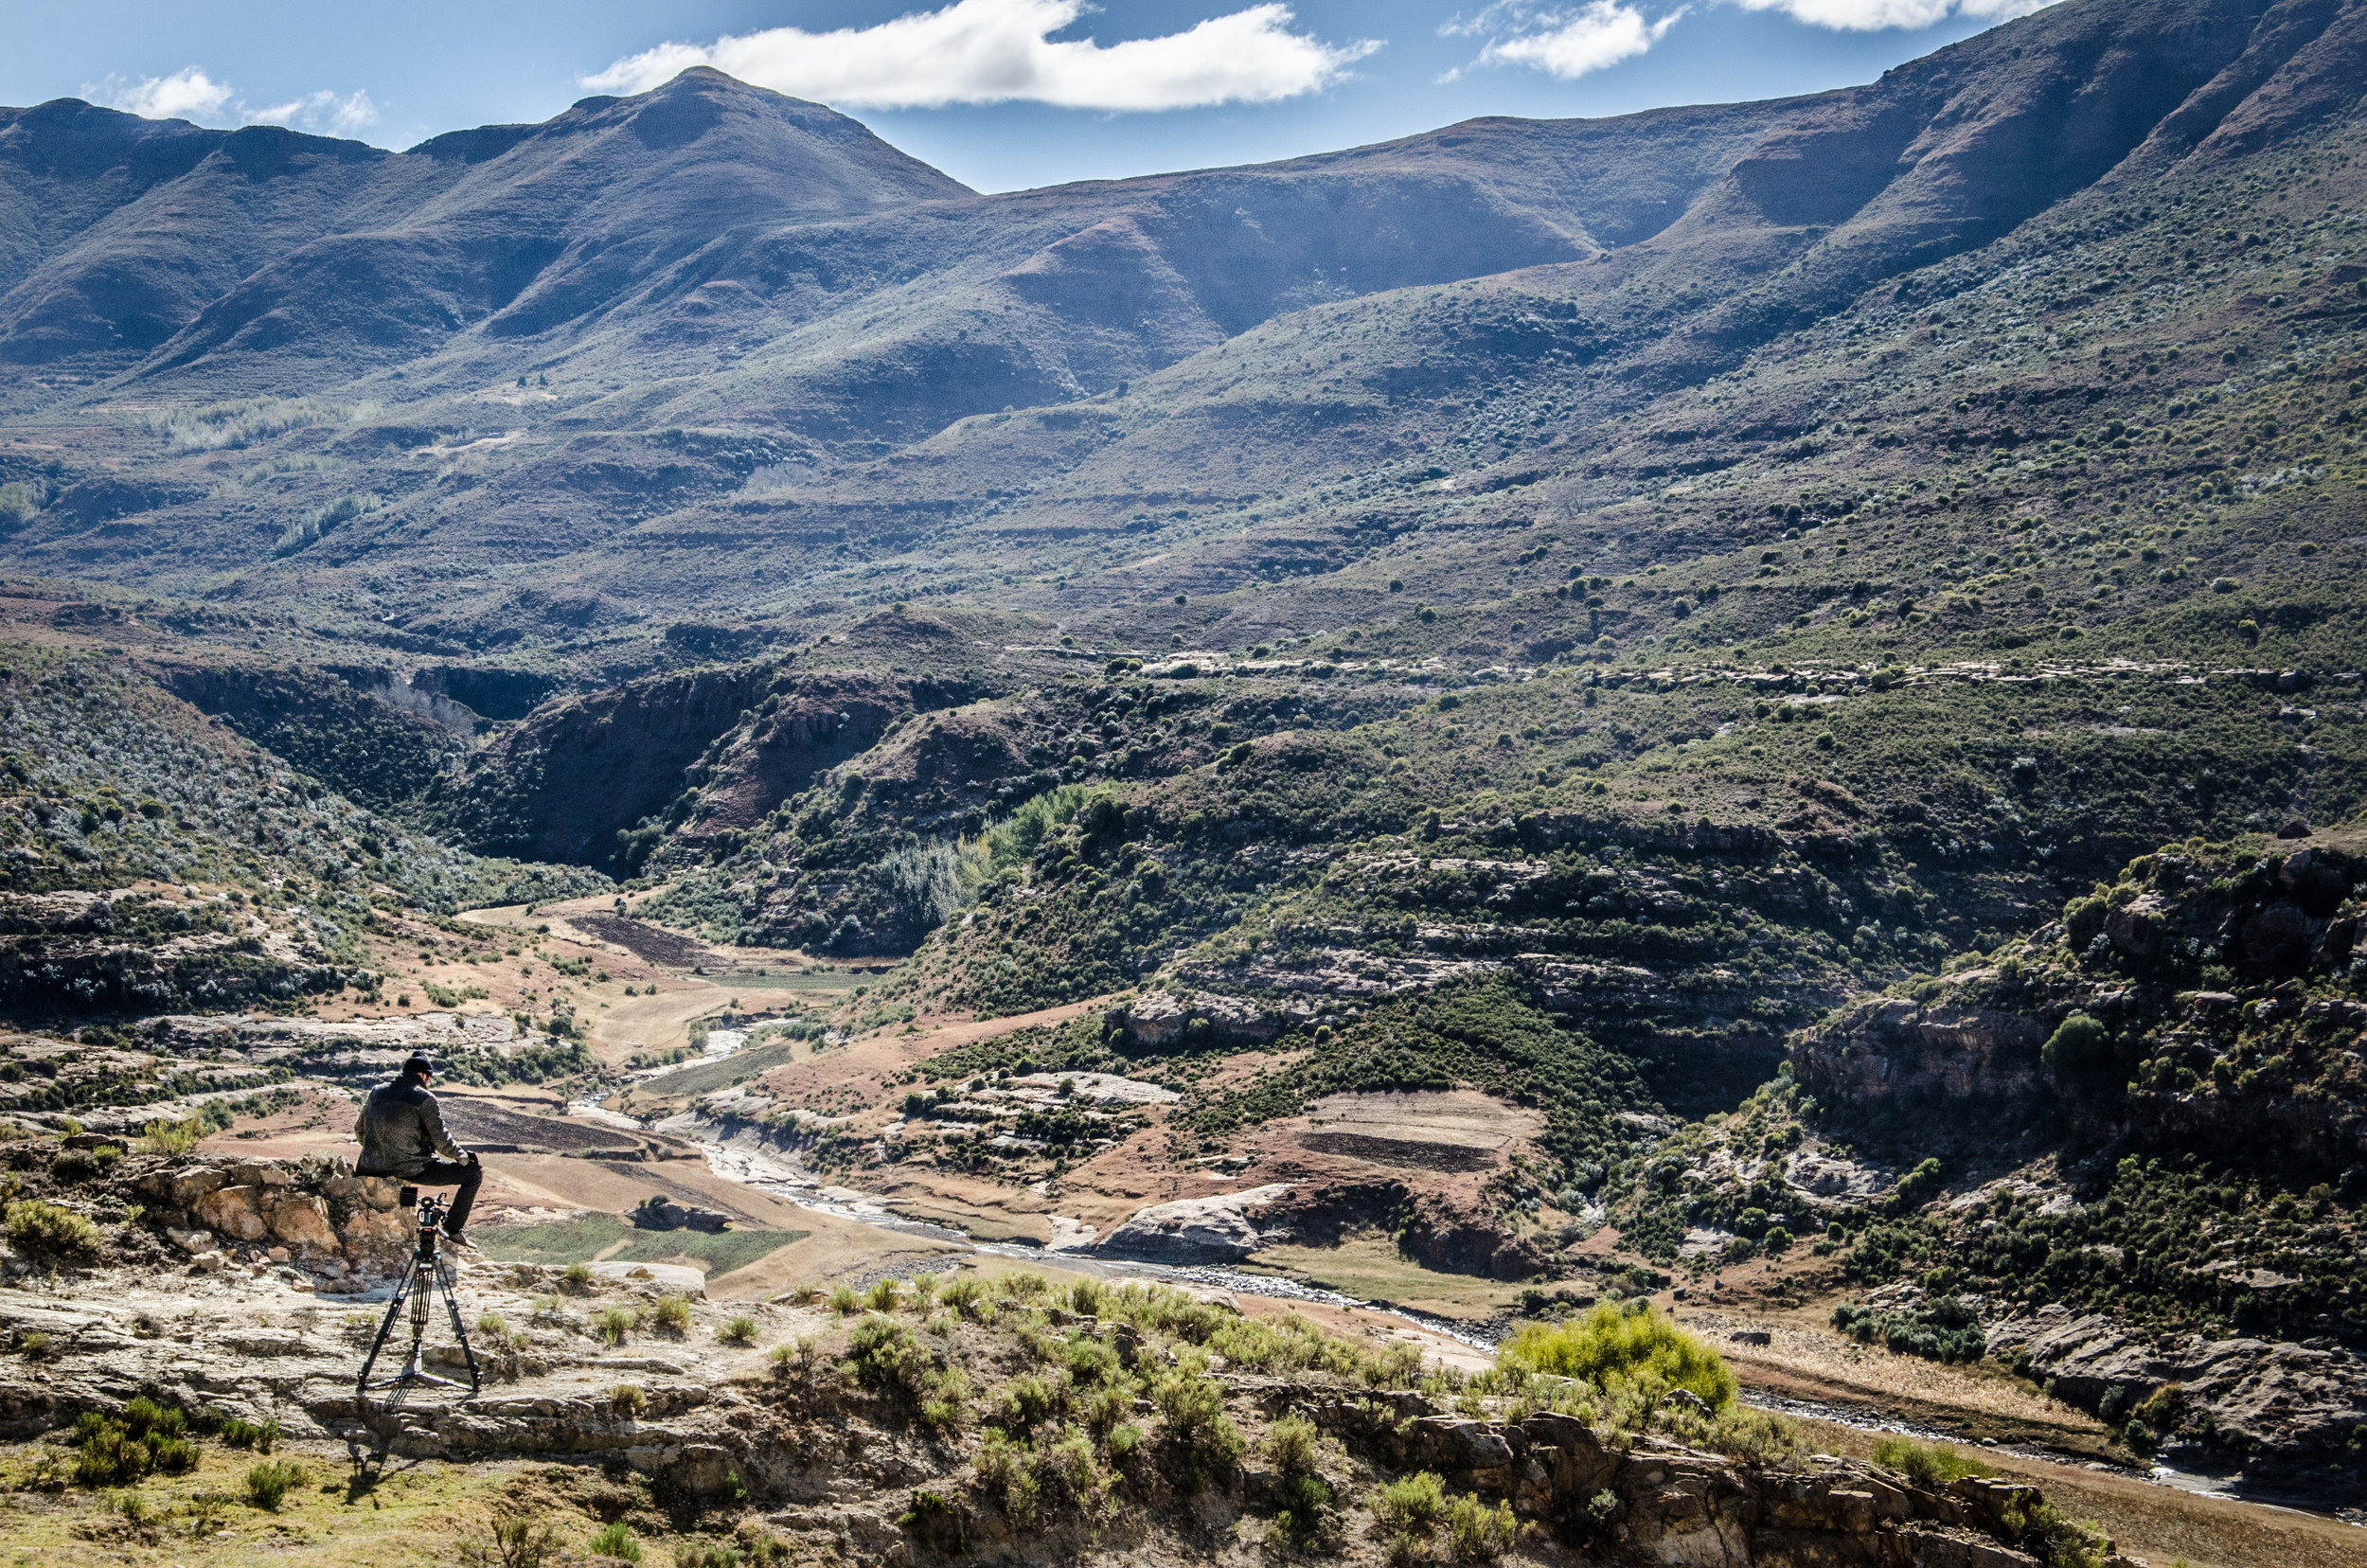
left=438, top=1260, right=482, bottom=1394
left=355, top=1264, right=418, bottom=1400
left=402, top=1257, right=431, bottom=1379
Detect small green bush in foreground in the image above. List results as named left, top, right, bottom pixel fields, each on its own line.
left=1870, top=1435, right=1996, bottom=1485
left=1498, top=1303, right=1736, bottom=1411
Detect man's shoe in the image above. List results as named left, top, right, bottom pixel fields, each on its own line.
left=442, top=1230, right=483, bottom=1254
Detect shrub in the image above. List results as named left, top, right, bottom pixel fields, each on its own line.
left=720, top=1314, right=758, bottom=1345
left=69, top=1405, right=196, bottom=1486
left=1063, top=1333, right=1123, bottom=1389
left=1701, top=1407, right=1798, bottom=1466
left=71, top=1417, right=148, bottom=1487
left=1870, top=1436, right=1995, bottom=1485
left=1830, top=1297, right=1986, bottom=1363
left=2003, top=1495, right=2113, bottom=1568
left=1264, top=1414, right=1322, bottom=1477
left=219, top=1417, right=278, bottom=1452
left=1498, top=1305, right=1735, bottom=1411
left=940, top=1277, right=988, bottom=1319
left=7, top=1199, right=101, bottom=1256
left=1445, top=1494, right=1517, bottom=1561
left=918, top=1367, right=972, bottom=1432
left=1374, top=1471, right=1450, bottom=1532
left=828, top=1285, right=863, bottom=1316
left=1038, top=1424, right=1104, bottom=1506
left=994, top=1371, right=1063, bottom=1434
left=596, top=1307, right=635, bottom=1346
left=563, top=1261, right=593, bottom=1292
left=119, top=1399, right=183, bottom=1442
left=460, top=1500, right=567, bottom=1568
left=652, top=1294, right=693, bottom=1336
left=2042, top=1013, right=2111, bottom=1076
left=846, top=1314, right=927, bottom=1399
left=974, top=1428, right=1040, bottom=1524
left=1888, top=1157, right=1947, bottom=1214
left=242, top=1458, right=306, bottom=1510
left=610, top=1385, right=647, bottom=1418
left=865, top=1278, right=901, bottom=1312
left=139, top=1117, right=202, bottom=1155
left=587, top=1521, right=644, bottom=1562
left=1151, top=1371, right=1245, bottom=1488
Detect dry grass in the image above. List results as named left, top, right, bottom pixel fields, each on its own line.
left=1793, top=1416, right=2364, bottom=1568
left=1675, top=1304, right=2104, bottom=1443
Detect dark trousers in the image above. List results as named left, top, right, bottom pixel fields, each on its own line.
left=407, top=1157, right=482, bottom=1236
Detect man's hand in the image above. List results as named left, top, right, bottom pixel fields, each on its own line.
left=466, top=1150, right=481, bottom=1167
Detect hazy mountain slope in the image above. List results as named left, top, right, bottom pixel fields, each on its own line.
left=133, top=71, right=970, bottom=388
left=38, top=0, right=2342, bottom=659
left=739, top=0, right=2359, bottom=594
left=0, top=100, right=259, bottom=335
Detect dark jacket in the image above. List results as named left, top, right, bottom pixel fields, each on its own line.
left=353, top=1075, right=463, bottom=1176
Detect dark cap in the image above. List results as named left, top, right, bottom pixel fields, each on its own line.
left=402, top=1054, right=436, bottom=1078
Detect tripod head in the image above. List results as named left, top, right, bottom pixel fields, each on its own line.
left=399, top=1186, right=448, bottom=1258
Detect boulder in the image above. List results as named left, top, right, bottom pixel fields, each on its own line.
left=590, top=1261, right=705, bottom=1294
left=263, top=1192, right=339, bottom=1252
left=1095, top=1184, right=1296, bottom=1262
left=632, top=1195, right=732, bottom=1233
left=192, top=1185, right=268, bottom=1243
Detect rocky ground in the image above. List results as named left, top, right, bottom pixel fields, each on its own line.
left=0, top=1138, right=2157, bottom=1568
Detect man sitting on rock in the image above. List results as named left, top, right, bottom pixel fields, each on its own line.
left=354, top=1053, right=481, bottom=1248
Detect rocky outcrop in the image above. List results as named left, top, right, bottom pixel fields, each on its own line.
left=1790, top=837, right=2367, bottom=1172
left=0, top=1238, right=2137, bottom=1568
left=1112, top=989, right=1301, bottom=1048
left=133, top=1154, right=418, bottom=1278
left=1788, top=977, right=2047, bottom=1105
left=1287, top=1391, right=2142, bottom=1568
left=1988, top=1304, right=2367, bottom=1469
left=0, top=913, right=366, bottom=1016
left=632, top=1193, right=733, bottom=1233
left=1095, top=1183, right=1297, bottom=1261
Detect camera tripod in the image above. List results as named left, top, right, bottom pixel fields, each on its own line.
left=355, top=1189, right=479, bottom=1410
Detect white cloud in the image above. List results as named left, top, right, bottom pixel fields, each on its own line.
left=1730, top=0, right=2059, bottom=31
left=1486, top=3, right=1682, bottom=79
left=580, top=0, right=1379, bottom=112
left=85, top=68, right=379, bottom=137
left=91, top=67, right=235, bottom=122
left=1443, top=2, right=1682, bottom=82
left=245, top=89, right=381, bottom=138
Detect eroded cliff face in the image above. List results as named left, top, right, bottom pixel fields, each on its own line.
left=1790, top=834, right=2367, bottom=1179
left=1789, top=984, right=2050, bottom=1106
left=1771, top=834, right=2367, bottom=1485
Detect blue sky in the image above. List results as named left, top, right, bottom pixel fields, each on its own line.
left=5, top=1, right=2054, bottom=192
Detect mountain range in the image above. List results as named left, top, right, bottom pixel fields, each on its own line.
left=0, top=0, right=2357, bottom=658
left=1, top=0, right=2365, bottom=1510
